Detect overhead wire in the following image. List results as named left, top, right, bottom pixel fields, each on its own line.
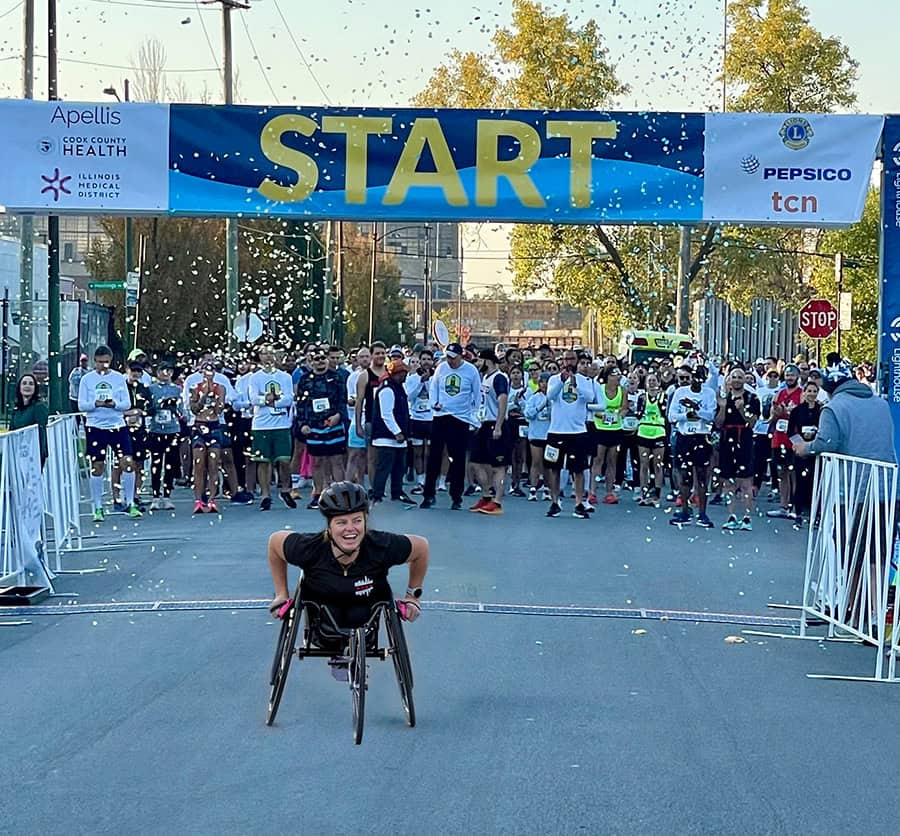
left=239, top=9, right=278, bottom=103
left=271, top=0, right=331, bottom=104
left=0, top=1, right=23, bottom=20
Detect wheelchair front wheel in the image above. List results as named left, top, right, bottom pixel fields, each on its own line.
left=266, top=599, right=301, bottom=727
left=349, top=626, right=367, bottom=745
left=386, top=606, right=415, bottom=727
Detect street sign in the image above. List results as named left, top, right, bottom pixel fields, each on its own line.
left=799, top=299, right=839, bottom=340
left=839, top=292, right=853, bottom=331
left=88, top=281, right=125, bottom=290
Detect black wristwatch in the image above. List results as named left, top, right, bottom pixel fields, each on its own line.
left=406, top=587, right=423, bottom=599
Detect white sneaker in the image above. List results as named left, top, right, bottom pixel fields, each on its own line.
left=149, top=498, right=162, bottom=511
left=541, top=488, right=552, bottom=502
left=163, top=498, right=176, bottom=511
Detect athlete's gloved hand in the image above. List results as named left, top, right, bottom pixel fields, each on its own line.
left=269, top=596, right=292, bottom=618
left=398, top=598, right=421, bottom=623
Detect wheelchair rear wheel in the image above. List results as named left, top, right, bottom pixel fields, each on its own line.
left=266, top=599, right=301, bottom=727
left=386, top=606, right=415, bottom=727
left=349, top=626, right=366, bottom=745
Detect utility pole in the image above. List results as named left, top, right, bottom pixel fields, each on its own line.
left=334, top=221, right=344, bottom=346
left=369, top=222, right=378, bottom=343
left=675, top=226, right=692, bottom=334
left=19, top=0, right=35, bottom=373
left=47, top=0, right=63, bottom=412
left=320, top=221, right=334, bottom=343
left=423, top=224, right=432, bottom=335
left=209, top=0, right=248, bottom=349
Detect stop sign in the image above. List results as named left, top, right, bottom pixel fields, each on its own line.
left=799, top=299, right=839, bottom=340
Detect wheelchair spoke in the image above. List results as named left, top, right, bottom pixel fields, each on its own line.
left=350, top=627, right=366, bottom=745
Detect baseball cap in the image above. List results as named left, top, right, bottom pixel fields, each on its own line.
left=79, top=353, right=88, bottom=361
left=387, top=358, right=409, bottom=375
left=445, top=342, right=463, bottom=358
left=388, top=345, right=404, bottom=358
left=479, top=348, right=499, bottom=363
left=127, top=348, right=146, bottom=361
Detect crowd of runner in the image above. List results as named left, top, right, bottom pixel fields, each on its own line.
left=68, top=339, right=875, bottom=530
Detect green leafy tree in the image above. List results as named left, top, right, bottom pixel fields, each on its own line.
left=723, top=0, right=859, bottom=112
left=809, top=189, right=880, bottom=362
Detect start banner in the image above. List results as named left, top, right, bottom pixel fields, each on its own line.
left=0, top=100, right=884, bottom=227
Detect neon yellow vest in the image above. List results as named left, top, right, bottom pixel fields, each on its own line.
left=594, top=386, right=623, bottom=431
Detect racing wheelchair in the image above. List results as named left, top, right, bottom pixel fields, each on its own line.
left=266, top=578, right=415, bottom=744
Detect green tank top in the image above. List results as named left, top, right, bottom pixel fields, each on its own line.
left=594, top=385, right=623, bottom=431
left=637, top=393, right=666, bottom=440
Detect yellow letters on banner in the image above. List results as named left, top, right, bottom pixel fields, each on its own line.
left=475, top=120, right=544, bottom=208
left=256, top=114, right=612, bottom=209
left=383, top=118, right=467, bottom=206
left=322, top=115, right=393, bottom=204
left=259, top=114, right=319, bottom=203
left=546, top=120, right=618, bottom=208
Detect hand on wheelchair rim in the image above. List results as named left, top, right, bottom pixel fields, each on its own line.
left=398, top=599, right=421, bottom=623
left=269, top=597, right=292, bottom=618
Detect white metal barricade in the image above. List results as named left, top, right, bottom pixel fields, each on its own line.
left=751, top=452, right=900, bottom=683
left=42, top=415, right=86, bottom=573
left=0, top=425, right=54, bottom=591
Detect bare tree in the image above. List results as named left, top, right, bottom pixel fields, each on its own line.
left=131, top=38, right=167, bottom=103
left=168, top=76, right=191, bottom=104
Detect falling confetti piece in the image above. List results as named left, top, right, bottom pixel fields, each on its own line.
left=632, top=628, right=647, bottom=635
left=724, top=635, right=747, bottom=644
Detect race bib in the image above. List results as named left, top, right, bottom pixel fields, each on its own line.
left=414, top=399, right=429, bottom=413
left=622, top=416, right=639, bottom=431
left=775, top=419, right=789, bottom=433
left=801, top=425, right=818, bottom=439
left=477, top=404, right=487, bottom=422
left=544, top=445, right=560, bottom=463
left=157, top=409, right=172, bottom=424
left=312, top=397, right=330, bottom=414
left=603, top=411, right=618, bottom=426
left=518, top=424, right=528, bottom=438
left=685, top=421, right=701, bottom=435
left=270, top=408, right=287, bottom=417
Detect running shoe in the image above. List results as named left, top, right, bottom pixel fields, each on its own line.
left=469, top=497, right=490, bottom=512
left=437, top=481, right=448, bottom=492
left=394, top=493, right=417, bottom=506
left=478, top=500, right=503, bottom=515
left=127, top=504, right=143, bottom=518
left=572, top=503, right=590, bottom=519
left=231, top=490, right=255, bottom=505
left=541, top=488, right=552, bottom=502
left=583, top=501, right=596, bottom=514
left=162, top=498, right=176, bottom=511
left=260, top=497, right=272, bottom=512
left=280, top=491, right=297, bottom=509
left=306, top=497, right=319, bottom=510
left=206, top=500, right=219, bottom=514
left=603, top=492, right=619, bottom=505
left=528, top=488, right=538, bottom=502
left=113, top=500, right=127, bottom=513
left=709, top=494, right=725, bottom=506
left=510, top=487, right=527, bottom=498
left=739, top=517, right=753, bottom=531
left=193, top=500, right=207, bottom=515
left=463, top=484, right=480, bottom=497
left=695, top=513, right=714, bottom=529
left=587, top=492, right=598, bottom=505
left=149, top=498, right=163, bottom=512
left=92, top=508, right=104, bottom=523
left=546, top=502, right=561, bottom=518
left=766, top=507, right=793, bottom=519
left=410, top=484, right=424, bottom=495
left=450, top=500, right=462, bottom=511
left=722, top=515, right=740, bottom=531
left=669, top=510, right=692, bottom=526
left=419, top=497, right=435, bottom=509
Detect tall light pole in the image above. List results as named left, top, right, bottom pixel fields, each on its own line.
left=722, top=0, right=729, bottom=112
left=206, top=0, right=249, bottom=348
left=47, top=0, right=64, bottom=412
left=19, top=0, right=35, bottom=373
left=102, top=81, right=135, bottom=352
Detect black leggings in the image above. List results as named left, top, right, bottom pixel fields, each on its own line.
left=149, top=433, right=180, bottom=497
left=424, top=415, right=470, bottom=502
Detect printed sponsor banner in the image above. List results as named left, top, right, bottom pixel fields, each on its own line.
left=878, top=115, right=900, bottom=457
left=168, top=106, right=705, bottom=222
left=703, top=113, right=884, bottom=227
left=0, top=99, right=169, bottom=213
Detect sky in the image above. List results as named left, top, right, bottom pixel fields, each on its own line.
left=0, top=0, right=897, bottom=294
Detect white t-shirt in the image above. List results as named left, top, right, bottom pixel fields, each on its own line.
left=405, top=372, right=433, bottom=422
left=667, top=385, right=717, bottom=436
left=429, top=360, right=481, bottom=427
left=248, top=369, right=294, bottom=431
left=479, top=369, right=509, bottom=424
left=77, top=369, right=129, bottom=429
left=547, top=373, right=594, bottom=435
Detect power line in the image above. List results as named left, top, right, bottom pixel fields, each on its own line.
left=31, top=53, right=219, bottom=73
left=0, top=1, right=23, bottom=20
left=239, top=9, right=278, bottom=103
left=272, top=0, right=331, bottom=104
left=194, top=0, right=223, bottom=89
left=87, top=0, right=203, bottom=8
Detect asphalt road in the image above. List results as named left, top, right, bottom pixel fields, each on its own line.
left=1, top=490, right=895, bottom=835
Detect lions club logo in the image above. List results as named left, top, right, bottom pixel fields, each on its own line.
left=779, top=117, right=814, bottom=151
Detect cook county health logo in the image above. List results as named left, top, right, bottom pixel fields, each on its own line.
left=780, top=117, right=814, bottom=150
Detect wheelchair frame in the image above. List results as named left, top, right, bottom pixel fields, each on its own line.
left=266, top=577, right=415, bottom=744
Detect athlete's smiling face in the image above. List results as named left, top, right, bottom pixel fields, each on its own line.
left=329, top=512, right=366, bottom=553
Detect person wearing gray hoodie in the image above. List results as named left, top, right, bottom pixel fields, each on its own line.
left=792, top=360, right=896, bottom=464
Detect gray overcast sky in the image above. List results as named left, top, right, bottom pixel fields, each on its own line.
left=0, top=0, right=895, bottom=292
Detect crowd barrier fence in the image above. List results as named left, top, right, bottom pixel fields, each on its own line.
left=42, top=415, right=85, bottom=574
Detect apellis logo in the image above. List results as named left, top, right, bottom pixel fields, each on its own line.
left=49, top=105, right=121, bottom=129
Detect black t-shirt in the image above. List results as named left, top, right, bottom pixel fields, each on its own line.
left=284, top=530, right=412, bottom=626
left=788, top=402, right=821, bottom=441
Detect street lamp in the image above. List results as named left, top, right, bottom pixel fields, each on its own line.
left=368, top=223, right=433, bottom=343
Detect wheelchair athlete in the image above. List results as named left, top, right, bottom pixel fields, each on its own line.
left=267, top=481, right=429, bottom=638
